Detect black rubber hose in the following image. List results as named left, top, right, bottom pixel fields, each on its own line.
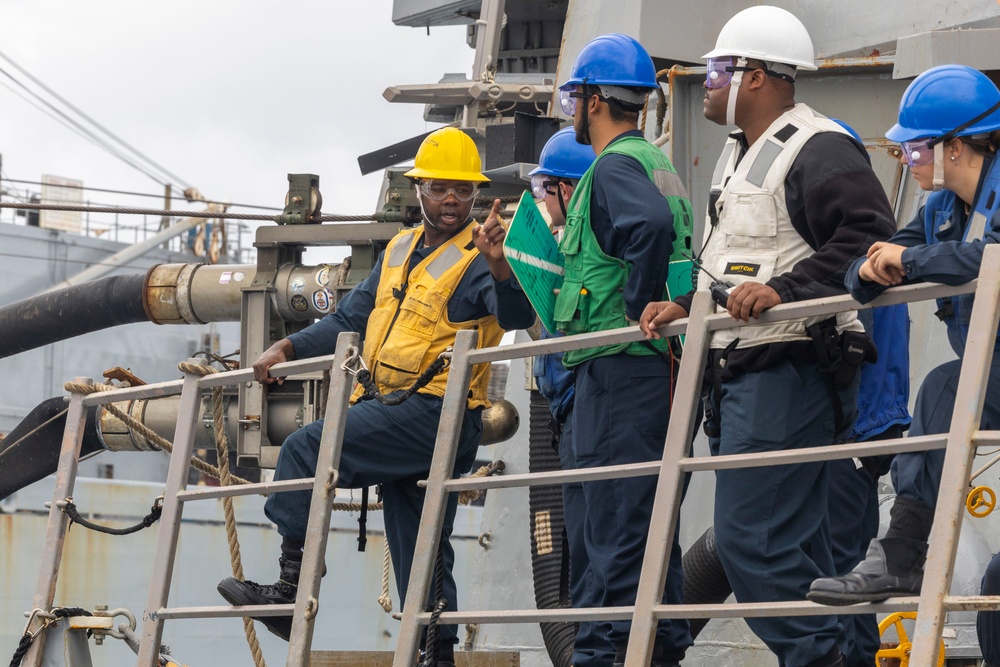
left=0, top=397, right=104, bottom=500
left=682, top=525, right=733, bottom=640
left=0, top=273, right=148, bottom=359
left=527, top=390, right=575, bottom=667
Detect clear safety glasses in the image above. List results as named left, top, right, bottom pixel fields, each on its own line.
left=418, top=180, right=479, bottom=202
left=900, top=138, right=937, bottom=167
left=530, top=174, right=559, bottom=199
left=559, top=89, right=589, bottom=116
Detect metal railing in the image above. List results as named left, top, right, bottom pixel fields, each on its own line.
left=395, top=245, right=1000, bottom=667
left=27, top=247, right=1000, bottom=666
left=24, top=333, right=361, bottom=667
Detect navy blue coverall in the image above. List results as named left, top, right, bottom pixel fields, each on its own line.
left=263, top=231, right=534, bottom=650
left=571, top=130, right=692, bottom=662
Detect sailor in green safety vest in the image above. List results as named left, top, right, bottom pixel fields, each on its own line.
left=553, top=33, right=694, bottom=667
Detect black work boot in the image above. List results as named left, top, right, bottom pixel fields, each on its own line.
left=807, top=537, right=926, bottom=606
left=217, top=556, right=300, bottom=640
left=808, top=496, right=933, bottom=606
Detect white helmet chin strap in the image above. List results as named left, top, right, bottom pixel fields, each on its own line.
left=725, top=57, right=746, bottom=126
left=932, top=142, right=945, bottom=191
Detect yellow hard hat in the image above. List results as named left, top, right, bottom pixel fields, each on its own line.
left=404, top=127, right=490, bottom=183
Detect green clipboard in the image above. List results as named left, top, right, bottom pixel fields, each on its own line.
left=502, top=191, right=564, bottom=333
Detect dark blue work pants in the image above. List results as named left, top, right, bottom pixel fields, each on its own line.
left=560, top=409, right=616, bottom=666
left=572, top=353, right=691, bottom=658
left=890, top=356, right=1000, bottom=509
left=710, top=358, right=857, bottom=667
left=263, top=392, right=482, bottom=648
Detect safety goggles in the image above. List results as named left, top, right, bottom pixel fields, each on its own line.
left=530, top=174, right=560, bottom=199
left=704, top=57, right=794, bottom=90
left=705, top=57, right=737, bottom=90
left=559, top=88, right=590, bottom=116
left=417, top=180, right=478, bottom=202
left=900, top=138, right=936, bottom=167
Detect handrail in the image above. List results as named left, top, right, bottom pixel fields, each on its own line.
left=399, top=245, right=1000, bottom=667
left=74, top=353, right=339, bottom=406
left=465, top=279, right=977, bottom=365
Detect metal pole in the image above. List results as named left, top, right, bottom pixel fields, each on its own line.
left=625, top=292, right=714, bottom=665
left=394, top=329, right=479, bottom=667
left=161, top=182, right=172, bottom=239
left=910, top=244, right=1000, bottom=664
left=463, top=0, right=506, bottom=133
left=24, top=379, right=91, bottom=667
left=287, top=332, right=360, bottom=666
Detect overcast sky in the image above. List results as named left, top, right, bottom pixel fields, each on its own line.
left=0, top=1, right=475, bottom=261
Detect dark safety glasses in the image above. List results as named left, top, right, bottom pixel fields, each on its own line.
left=418, top=180, right=478, bottom=202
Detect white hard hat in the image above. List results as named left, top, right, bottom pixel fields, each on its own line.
left=702, top=5, right=817, bottom=71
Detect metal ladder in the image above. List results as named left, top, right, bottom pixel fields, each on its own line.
left=24, top=331, right=361, bottom=667
left=395, top=245, right=1000, bottom=667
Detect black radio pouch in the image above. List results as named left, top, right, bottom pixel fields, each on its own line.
left=834, top=329, right=877, bottom=391
left=806, top=318, right=877, bottom=432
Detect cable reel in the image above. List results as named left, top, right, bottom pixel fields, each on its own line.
left=876, top=611, right=945, bottom=667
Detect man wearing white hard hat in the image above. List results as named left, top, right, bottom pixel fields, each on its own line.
left=640, top=6, right=896, bottom=666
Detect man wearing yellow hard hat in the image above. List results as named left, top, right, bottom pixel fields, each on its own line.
left=217, top=127, right=535, bottom=667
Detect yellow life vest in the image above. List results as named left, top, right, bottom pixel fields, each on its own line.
left=352, top=222, right=503, bottom=409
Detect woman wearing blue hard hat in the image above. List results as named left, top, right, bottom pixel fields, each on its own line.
left=809, top=65, right=1000, bottom=661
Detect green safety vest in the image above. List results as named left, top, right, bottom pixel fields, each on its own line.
left=554, top=136, right=693, bottom=367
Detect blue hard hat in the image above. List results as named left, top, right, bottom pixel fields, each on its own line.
left=529, top=128, right=597, bottom=180
left=886, top=64, right=1000, bottom=143
left=559, top=33, right=658, bottom=91
left=831, top=118, right=862, bottom=143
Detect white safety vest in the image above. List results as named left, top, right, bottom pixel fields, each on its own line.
left=701, top=103, right=863, bottom=350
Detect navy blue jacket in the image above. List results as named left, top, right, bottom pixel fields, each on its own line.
left=846, top=154, right=1000, bottom=357
left=853, top=305, right=911, bottom=441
